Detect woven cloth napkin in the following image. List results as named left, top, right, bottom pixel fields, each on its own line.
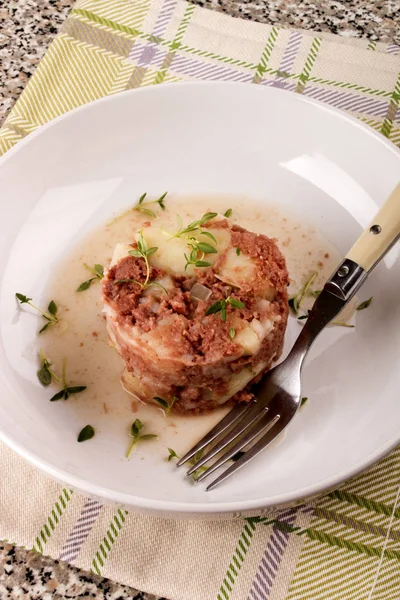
left=1, top=1, right=400, bottom=598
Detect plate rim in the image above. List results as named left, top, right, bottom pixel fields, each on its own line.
left=1, top=81, right=400, bottom=514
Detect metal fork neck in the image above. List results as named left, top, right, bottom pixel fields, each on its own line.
left=324, top=258, right=367, bottom=301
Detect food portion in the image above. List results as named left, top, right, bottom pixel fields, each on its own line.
left=102, top=213, right=289, bottom=414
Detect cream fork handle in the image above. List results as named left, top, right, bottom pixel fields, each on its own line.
left=346, top=182, right=400, bottom=272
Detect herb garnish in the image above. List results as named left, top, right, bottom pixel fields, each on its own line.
left=224, top=208, right=232, bottom=218
left=78, top=425, right=95, bottom=442
left=77, top=264, right=104, bottom=292
left=153, top=396, right=177, bottom=415
left=50, top=358, right=87, bottom=401
left=229, top=328, right=236, bottom=339
left=16, top=293, right=59, bottom=333
left=37, top=350, right=60, bottom=387
left=167, top=447, right=179, bottom=461
left=172, top=212, right=218, bottom=239
left=114, top=233, right=168, bottom=294
left=288, top=272, right=317, bottom=315
left=236, top=248, right=241, bottom=256
left=126, top=419, right=157, bottom=459
left=184, top=236, right=217, bottom=271
left=356, top=297, right=373, bottom=311
left=164, top=447, right=207, bottom=476
left=206, top=296, right=245, bottom=322
left=331, top=321, right=355, bottom=328
left=300, top=397, right=308, bottom=407
left=133, top=192, right=168, bottom=219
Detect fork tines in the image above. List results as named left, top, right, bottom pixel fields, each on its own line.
left=176, top=400, right=283, bottom=491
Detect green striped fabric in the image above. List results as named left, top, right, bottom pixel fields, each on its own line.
left=1, top=1, right=400, bottom=598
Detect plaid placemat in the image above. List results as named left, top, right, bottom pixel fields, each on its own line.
left=1, top=1, right=400, bottom=598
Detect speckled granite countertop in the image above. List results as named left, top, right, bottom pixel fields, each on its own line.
left=0, top=0, right=399, bottom=597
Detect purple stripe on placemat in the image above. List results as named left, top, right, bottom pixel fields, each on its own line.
left=58, top=498, right=103, bottom=563
left=170, top=54, right=254, bottom=82
left=152, top=0, right=177, bottom=37
left=303, top=85, right=390, bottom=117
left=279, top=31, right=302, bottom=74
left=247, top=507, right=308, bottom=600
left=130, top=0, right=176, bottom=67
left=387, top=44, right=400, bottom=54
left=129, top=42, right=168, bottom=67
left=261, top=78, right=297, bottom=91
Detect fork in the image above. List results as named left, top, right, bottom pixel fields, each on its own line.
left=177, top=182, right=400, bottom=490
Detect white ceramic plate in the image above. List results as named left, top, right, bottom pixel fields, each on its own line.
left=1, top=82, right=400, bottom=518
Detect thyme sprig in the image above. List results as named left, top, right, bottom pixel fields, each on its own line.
left=16, top=293, right=59, bottom=333
left=126, top=419, right=157, bottom=459
left=77, top=264, right=104, bottom=292
left=50, top=358, right=86, bottom=401
left=153, top=396, right=178, bottom=415
left=37, top=349, right=60, bottom=387
left=172, top=212, right=218, bottom=239
left=289, top=272, right=318, bottom=315
left=206, top=296, right=245, bottom=322
left=133, top=192, right=168, bottom=219
left=184, top=236, right=217, bottom=271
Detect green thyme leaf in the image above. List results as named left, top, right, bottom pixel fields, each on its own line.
left=48, top=300, right=58, bottom=316
left=194, top=261, right=212, bottom=268
left=193, top=449, right=204, bottom=463
left=128, top=249, right=142, bottom=258
left=229, top=328, right=236, bottom=339
left=200, top=231, right=217, bottom=243
left=94, top=264, right=104, bottom=279
left=153, top=395, right=177, bottom=414
left=78, top=425, right=95, bottom=442
left=221, top=302, right=227, bottom=322
left=139, top=434, right=158, bottom=441
left=39, top=322, right=50, bottom=333
left=300, top=397, right=308, bottom=407
left=228, top=298, right=245, bottom=309
left=236, top=248, right=241, bottom=256
left=206, top=300, right=222, bottom=315
left=16, top=293, right=32, bottom=304
left=153, top=396, right=169, bottom=409
left=37, top=367, right=52, bottom=386
left=332, top=321, right=355, bottom=328
left=138, top=193, right=147, bottom=205
left=199, top=212, right=218, bottom=225
left=77, top=278, right=95, bottom=292
left=65, top=386, right=87, bottom=394
left=137, top=235, right=148, bottom=254
left=356, top=297, right=373, bottom=311
left=167, top=448, right=179, bottom=461
left=196, top=242, right=217, bottom=254
left=146, top=246, right=158, bottom=256
left=50, top=390, right=65, bottom=402
left=139, top=207, right=157, bottom=218
left=224, top=208, right=232, bottom=218
left=131, top=419, right=144, bottom=438
left=176, top=214, right=183, bottom=233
